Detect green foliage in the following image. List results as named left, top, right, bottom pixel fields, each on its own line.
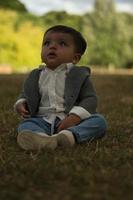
left=94, top=0, right=115, bottom=14
left=0, top=9, right=43, bottom=72
left=41, top=11, right=83, bottom=31
left=83, top=0, right=133, bottom=68
left=0, top=0, right=27, bottom=12
left=0, top=0, right=132, bottom=71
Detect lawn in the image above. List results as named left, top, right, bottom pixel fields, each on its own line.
left=0, top=73, right=133, bottom=200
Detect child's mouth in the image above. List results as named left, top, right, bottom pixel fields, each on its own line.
left=48, top=52, right=57, bottom=58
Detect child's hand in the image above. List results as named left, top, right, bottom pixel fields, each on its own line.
left=57, top=114, right=81, bottom=132
left=16, top=102, right=30, bottom=118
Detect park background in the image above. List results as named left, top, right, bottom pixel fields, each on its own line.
left=0, top=1, right=133, bottom=200
left=0, top=0, right=132, bottom=73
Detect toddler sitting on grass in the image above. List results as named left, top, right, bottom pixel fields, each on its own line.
left=14, top=25, right=107, bottom=150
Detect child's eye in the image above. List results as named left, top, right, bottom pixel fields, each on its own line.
left=43, top=41, right=50, bottom=46
left=59, top=41, right=67, bottom=46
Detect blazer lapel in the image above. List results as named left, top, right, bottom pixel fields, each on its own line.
left=64, top=67, right=90, bottom=112
left=24, top=69, right=41, bottom=115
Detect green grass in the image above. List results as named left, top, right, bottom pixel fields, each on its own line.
left=0, top=74, right=133, bottom=200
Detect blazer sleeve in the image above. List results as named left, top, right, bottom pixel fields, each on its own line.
left=77, top=75, right=98, bottom=114
left=16, top=73, right=29, bottom=100
left=15, top=68, right=41, bottom=115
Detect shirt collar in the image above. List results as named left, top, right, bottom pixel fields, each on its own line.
left=40, top=63, right=74, bottom=73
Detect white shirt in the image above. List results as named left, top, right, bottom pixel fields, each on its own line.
left=37, top=63, right=72, bottom=123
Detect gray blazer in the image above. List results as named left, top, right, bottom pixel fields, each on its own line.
left=18, top=66, right=98, bottom=116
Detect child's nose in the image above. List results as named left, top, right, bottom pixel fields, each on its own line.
left=49, top=41, right=57, bottom=49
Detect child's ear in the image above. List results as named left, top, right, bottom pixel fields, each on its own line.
left=73, top=53, right=81, bottom=64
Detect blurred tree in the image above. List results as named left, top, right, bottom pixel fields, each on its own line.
left=0, top=0, right=27, bottom=12
left=0, top=0, right=132, bottom=71
left=14, top=22, right=42, bottom=71
left=0, top=9, right=43, bottom=72
left=83, top=0, right=133, bottom=68
left=41, top=11, right=83, bottom=31
left=94, top=0, right=115, bottom=14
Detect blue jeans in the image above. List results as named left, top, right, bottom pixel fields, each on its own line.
left=18, top=114, right=107, bottom=143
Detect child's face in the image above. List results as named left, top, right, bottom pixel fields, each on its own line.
left=41, top=31, right=81, bottom=69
